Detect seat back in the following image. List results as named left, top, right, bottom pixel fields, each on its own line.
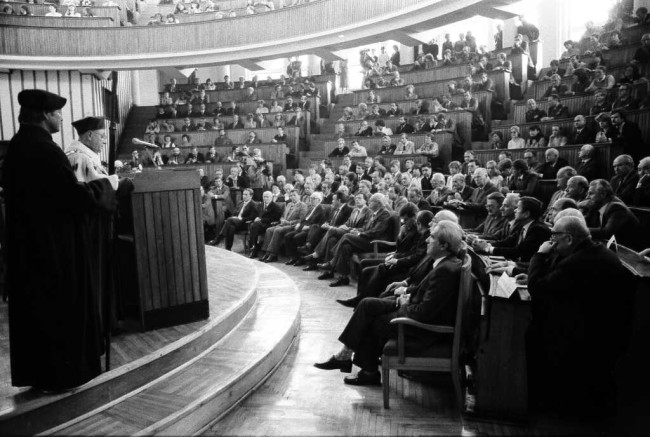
left=388, top=212, right=401, bottom=242
left=450, top=254, right=474, bottom=408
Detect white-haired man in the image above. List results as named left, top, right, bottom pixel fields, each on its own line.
left=284, top=191, right=328, bottom=265
left=314, top=220, right=465, bottom=386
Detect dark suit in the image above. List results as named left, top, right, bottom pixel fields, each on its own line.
left=569, top=126, right=596, bottom=145
left=314, top=206, right=372, bottom=260
left=469, top=213, right=508, bottom=240
left=633, top=176, right=650, bottom=207
left=229, top=121, right=244, bottom=129
left=305, top=203, right=353, bottom=249
left=576, top=159, right=601, bottom=181
left=356, top=226, right=427, bottom=301
left=527, top=240, right=633, bottom=412
left=330, top=208, right=393, bottom=276
left=221, top=200, right=259, bottom=250
left=463, top=182, right=498, bottom=214
left=614, top=121, right=645, bottom=162
left=509, top=171, right=539, bottom=197
left=284, top=204, right=328, bottom=258
left=491, top=219, right=551, bottom=262
left=536, top=157, right=569, bottom=180
left=338, top=255, right=462, bottom=371
left=248, top=201, right=283, bottom=248
left=610, top=171, right=640, bottom=205
left=584, top=200, right=640, bottom=249
left=394, top=123, right=415, bottom=134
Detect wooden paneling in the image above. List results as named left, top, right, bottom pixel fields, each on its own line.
left=0, top=69, right=132, bottom=159
left=0, top=0, right=425, bottom=56
left=0, top=15, right=115, bottom=27
left=153, top=143, right=287, bottom=172
left=131, top=170, right=208, bottom=330
left=165, top=96, right=319, bottom=121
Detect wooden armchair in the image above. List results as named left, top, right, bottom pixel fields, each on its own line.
left=350, top=212, right=401, bottom=277
left=381, top=254, right=474, bottom=409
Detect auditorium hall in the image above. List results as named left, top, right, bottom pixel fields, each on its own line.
left=0, top=0, right=649, bottom=435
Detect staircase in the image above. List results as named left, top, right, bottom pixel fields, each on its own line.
left=117, top=106, right=157, bottom=161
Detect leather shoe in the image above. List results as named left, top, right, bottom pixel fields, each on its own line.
left=336, top=296, right=360, bottom=308
left=264, top=254, right=278, bottom=263
left=344, top=371, right=381, bottom=386
left=314, top=356, right=352, bottom=373
left=259, top=253, right=269, bottom=262
left=249, top=248, right=259, bottom=259
left=317, top=271, right=334, bottom=280
left=303, top=264, right=318, bottom=271
left=207, top=235, right=223, bottom=246
left=317, top=262, right=332, bottom=270
left=293, top=258, right=306, bottom=266
left=285, top=258, right=298, bottom=265
left=329, top=276, right=350, bottom=287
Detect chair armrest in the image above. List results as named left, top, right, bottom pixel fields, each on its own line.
left=370, top=240, right=397, bottom=256
left=390, top=317, right=454, bottom=334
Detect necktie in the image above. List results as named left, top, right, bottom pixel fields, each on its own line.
left=350, top=209, right=359, bottom=226
left=517, top=226, right=526, bottom=245
left=331, top=207, right=340, bottom=225
left=238, top=201, right=248, bottom=220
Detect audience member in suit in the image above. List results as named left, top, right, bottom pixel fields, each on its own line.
left=338, top=207, right=432, bottom=308
left=564, top=175, right=589, bottom=203
left=541, top=166, right=576, bottom=223
left=388, top=185, right=408, bottom=213
left=406, top=187, right=431, bottom=211
left=527, top=216, right=633, bottom=416
left=226, top=102, right=240, bottom=116
left=284, top=192, right=328, bottom=264
left=569, top=115, right=596, bottom=145
left=225, top=165, right=249, bottom=189
left=420, top=165, right=433, bottom=193
left=444, top=174, right=474, bottom=209
left=633, top=156, right=650, bottom=206
left=260, top=190, right=308, bottom=262
left=581, top=179, right=641, bottom=249
left=209, top=177, right=234, bottom=220
left=535, top=148, right=569, bottom=180
left=248, top=191, right=284, bottom=258
left=448, top=168, right=498, bottom=215
left=576, top=144, right=602, bottom=181
left=211, top=188, right=258, bottom=250
left=394, top=116, right=415, bottom=135
left=319, top=194, right=394, bottom=286
left=227, top=114, right=244, bottom=130
left=303, top=193, right=372, bottom=266
left=611, top=109, right=645, bottom=163
left=313, top=220, right=465, bottom=386
left=610, top=154, right=640, bottom=205
left=426, top=173, right=452, bottom=209
left=300, top=192, right=352, bottom=269
left=509, top=159, right=539, bottom=197
left=474, top=196, right=551, bottom=262
left=467, top=192, right=508, bottom=240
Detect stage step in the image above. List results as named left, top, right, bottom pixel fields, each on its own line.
left=45, top=261, right=300, bottom=436
left=0, top=248, right=260, bottom=436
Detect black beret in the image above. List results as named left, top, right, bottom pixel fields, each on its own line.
left=72, top=116, right=104, bottom=135
left=18, top=89, right=66, bottom=111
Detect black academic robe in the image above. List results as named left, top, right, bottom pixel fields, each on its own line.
left=4, top=125, right=116, bottom=389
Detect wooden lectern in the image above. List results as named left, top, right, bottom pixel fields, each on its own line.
left=127, top=170, right=209, bottom=330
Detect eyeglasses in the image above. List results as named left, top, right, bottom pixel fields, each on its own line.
left=550, top=231, right=570, bottom=240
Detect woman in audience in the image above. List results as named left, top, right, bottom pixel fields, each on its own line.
left=594, top=113, right=618, bottom=143
left=441, top=48, right=455, bottom=66
left=525, top=125, right=546, bottom=148
left=542, top=74, right=570, bottom=98
left=45, top=4, right=62, bottom=16
left=489, top=131, right=505, bottom=149
left=507, top=125, right=526, bottom=149
left=617, top=64, right=648, bottom=86
left=561, top=40, right=580, bottom=59
left=243, top=113, right=257, bottom=129
left=362, top=78, right=375, bottom=90
left=404, top=84, right=418, bottom=100
left=446, top=161, right=462, bottom=189
left=338, top=106, right=354, bottom=122
left=356, top=103, right=369, bottom=120
left=180, top=134, right=193, bottom=149
left=269, top=100, right=283, bottom=113
left=64, top=4, right=81, bottom=16
left=585, top=66, right=615, bottom=93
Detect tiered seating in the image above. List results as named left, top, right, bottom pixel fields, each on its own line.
left=0, top=14, right=117, bottom=27
left=0, top=1, right=121, bottom=21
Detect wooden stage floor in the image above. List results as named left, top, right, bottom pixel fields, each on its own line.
left=0, top=248, right=258, bottom=413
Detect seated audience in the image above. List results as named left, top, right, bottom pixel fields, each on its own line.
left=541, top=166, right=576, bottom=222
left=548, top=124, right=568, bottom=148
left=507, top=126, right=525, bottom=149
left=535, top=148, right=569, bottom=179
left=610, top=154, right=639, bottom=204
left=509, top=159, right=539, bottom=197
left=313, top=220, right=465, bottom=387
left=634, top=157, right=650, bottom=206
left=525, top=99, right=546, bottom=123
left=569, top=115, right=596, bottom=145
left=467, top=191, right=508, bottom=240
left=259, top=189, right=309, bottom=262
left=611, top=109, right=645, bottom=162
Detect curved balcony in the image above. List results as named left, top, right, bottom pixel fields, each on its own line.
left=0, top=0, right=513, bottom=70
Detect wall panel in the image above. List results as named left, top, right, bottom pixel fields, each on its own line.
left=0, top=70, right=133, bottom=166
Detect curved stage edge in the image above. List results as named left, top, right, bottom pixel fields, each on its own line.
left=0, top=246, right=301, bottom=436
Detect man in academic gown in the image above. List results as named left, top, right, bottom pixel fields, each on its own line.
left=3, top=90, right=117, bottom=391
